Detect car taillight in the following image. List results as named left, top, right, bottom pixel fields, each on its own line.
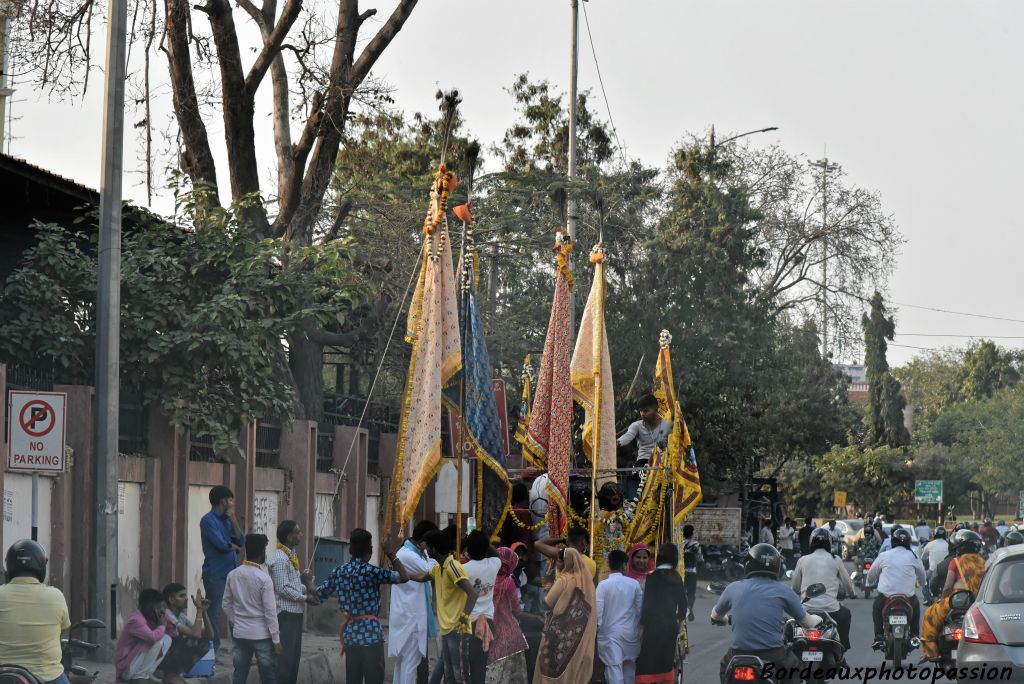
left=963, top=607, right=998, bottom=644
left=954, top=627, right=964, bottom=641
left=804, top=629, right=822, bottom=640
left=732, top=666, right=757, bottom=681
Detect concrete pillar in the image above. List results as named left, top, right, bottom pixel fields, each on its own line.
left=137, top=457, right=161, bottom=588
left=281, top=421, right=317, bottom=548
left=61, top=384, right=96, bottom=621
left=150, top=406, right=189, bottom=584
left=334, top=426, right=368, bottom=538
left=231, top=422, right=257, bottom=533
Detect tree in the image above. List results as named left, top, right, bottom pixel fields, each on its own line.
left=817, top=444, right=911, bottom=515
left=721, top=144, right=903, bottom=360
left=861, top=291, right=909, bottom=447
left=0, top=199, right=366, bottom=451
left=14, top=0, right=423, bottom=419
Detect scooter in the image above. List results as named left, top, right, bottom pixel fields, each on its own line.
left=785, top=584, right=844, bottom=684
left=935, top=590, right=973, bottom=668
left=875, top=594, right=918, bottom=669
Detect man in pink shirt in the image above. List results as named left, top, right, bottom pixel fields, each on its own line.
left=223, top=534, right=280, bottom=684
left=114, top=588, right=172, bottom=683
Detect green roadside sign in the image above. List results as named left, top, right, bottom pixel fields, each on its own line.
left=915, top=480, right=943, bottom=504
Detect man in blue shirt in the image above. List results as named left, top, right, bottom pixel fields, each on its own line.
left=711, top=544, right=821, bottom=684
left=200, top=485, right=244, bottom=654
left=317, top=528, right=412, bottom=684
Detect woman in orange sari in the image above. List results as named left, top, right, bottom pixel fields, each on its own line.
left=533, top=548, right=597, bottom=684
left=921, top=530, right=986, bottom=659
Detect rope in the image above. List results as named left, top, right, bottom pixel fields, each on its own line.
left=305, top=260, right=421, bottom=567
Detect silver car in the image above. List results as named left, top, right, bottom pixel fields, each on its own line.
left=957, top=545, right=1024, bottom=681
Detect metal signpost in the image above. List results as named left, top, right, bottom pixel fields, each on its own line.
left=6, top=391, right=67, bottom=541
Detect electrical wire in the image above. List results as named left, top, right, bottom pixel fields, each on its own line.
left=580, top=1, right=629, bottom=171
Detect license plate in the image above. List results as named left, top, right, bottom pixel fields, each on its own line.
left=950, top=649, right=957, bottom=659
left=889, top=615, right=908, bottom=625
left=802, top=651, right=824, bottom=662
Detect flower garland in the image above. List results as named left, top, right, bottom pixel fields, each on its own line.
left=507, top=508, right=548, bottom=531
left=553, top=231, right=574, bottom=290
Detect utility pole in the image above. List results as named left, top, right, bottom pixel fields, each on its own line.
left=94, top=0, right=127, bottom=654
left=566, top=0, right=580, bottom=337
left=810, top=153, right=840, bottom=358
left=0, top=10, right=13, bottom=147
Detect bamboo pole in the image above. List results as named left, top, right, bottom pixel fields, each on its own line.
left=589, top=257, right=605, bottom=555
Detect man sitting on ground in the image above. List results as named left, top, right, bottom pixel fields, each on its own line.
left=158, top=584, right=214, bottom=682
left=115, top=589, right=173, bottom=684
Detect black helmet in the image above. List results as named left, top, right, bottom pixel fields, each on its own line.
left=934, top=526, right=947, bottom=539
left=954, top=530, right=983, bottom=556
left=744, top=543, right=783, bottom=579
left=891, top=527, right=913, bottom=550
left=1003, top=531, right=1024, bottom=547
left=4, top=540, right=47, bottom=582
left=810, top=528, right=832, bottom=553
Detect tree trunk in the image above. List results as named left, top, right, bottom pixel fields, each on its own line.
left=289, top=336, right=324, bottom=421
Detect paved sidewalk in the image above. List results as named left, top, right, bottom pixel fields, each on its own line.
left=78, top=632, right=344, bottom=684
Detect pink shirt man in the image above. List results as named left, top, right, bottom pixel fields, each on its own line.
left=223, top=563, right=280, bottom=644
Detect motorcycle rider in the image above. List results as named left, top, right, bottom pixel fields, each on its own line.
left=921, top=530, right=985, bottom=660
left=987, top=530, right=1024, bottom=568
left=0, top=540, right=73, bottom=684
left=921, top=526, right=949, bottom=604
left=866, top=527, right=926, bottom=649
left=711, top=544, right=822, bottom=684
left=790, top=528, right=856, bottom=650
left=980, top=518, right=1000, bottom=550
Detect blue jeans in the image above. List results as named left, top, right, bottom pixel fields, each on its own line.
left=233, top=637, right=278, bottom=684
left=45, top=676, right=71, bottom=684
left=203, top=572, right=228, bottom=652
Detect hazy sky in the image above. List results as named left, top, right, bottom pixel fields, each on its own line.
left=10, top=1, right=1024, bottom=366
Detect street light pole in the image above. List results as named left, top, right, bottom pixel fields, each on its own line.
left=712, top=126, right=779, bottom=149
left=810, top=153, right=841, bottom=358
left=94, top=0, right=127, bottom=653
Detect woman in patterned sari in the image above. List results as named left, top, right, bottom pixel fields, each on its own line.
left=921, top=530, right=986, bottom=659
left=533, top=548, right=597, bottom=684
left=486, top=547, right=529, bottom=684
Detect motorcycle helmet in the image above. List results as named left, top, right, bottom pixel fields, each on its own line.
left=954, top=530, right=984, bottom=556
left=810, top=527, right=832, bottom=553
left=891, top=527, right=913, bottom=550
left=744, top=543, right=783, bottom=579
left=1003, top=531, right=1024, bottom=547
left=933, top=526, right=947, bottom=539
left=4, top=539, right=47, bottom=582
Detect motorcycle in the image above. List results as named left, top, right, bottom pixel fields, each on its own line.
left=875, top=594, right=918, bottom=669
left=785, top=584, right=844, bottom=684
left=0, top=618, right=103, bottom=684
left=935, top=590, right=973, bottom=668
left=61, top=618, right=105, bottom=681
left=852, top=554, right=876, bottom=599
left=713, top=584, right=834, bottom=684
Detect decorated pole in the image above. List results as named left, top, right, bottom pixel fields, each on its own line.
left=589, top=244, right=606, bottom=554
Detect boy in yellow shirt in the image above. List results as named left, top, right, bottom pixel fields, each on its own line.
left=425, top=530, right=477, bottom=684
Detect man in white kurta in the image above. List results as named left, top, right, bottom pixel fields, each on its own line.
left=388, top=521, right=439, bottom=684
left=596, top=550, right=644, bottom=684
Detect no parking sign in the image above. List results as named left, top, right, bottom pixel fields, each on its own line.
left=7, top=391, right=67, bottom=472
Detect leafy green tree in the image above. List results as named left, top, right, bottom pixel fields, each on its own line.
left=861, top=291, right=909, bottom=447
left=954, top=340, right=1021, bottom=402
left=817, top=444, right=911, bottom=515
left=0, top=198, right=366, bottom=452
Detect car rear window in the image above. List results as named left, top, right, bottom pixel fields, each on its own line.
left=984, top=558, right=1024, bottom=604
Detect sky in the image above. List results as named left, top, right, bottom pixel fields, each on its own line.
left=8, top=0, right=1024, bottom=366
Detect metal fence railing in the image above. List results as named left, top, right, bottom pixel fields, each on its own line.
left=189, top=434, right=217, bottom=462
left=316, top=430, right=335, bottom=473
left=118, top=393, right=148, bottom=456
left=255, top=424, right=282, bottom=469
left=322, top=394, right=398, bottom=474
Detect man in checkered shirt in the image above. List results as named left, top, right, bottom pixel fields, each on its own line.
left=267, top=520, right=319, bottom=684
